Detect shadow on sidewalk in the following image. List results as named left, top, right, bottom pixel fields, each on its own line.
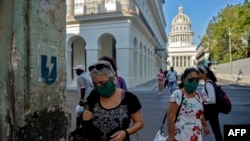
left=129, top=79, right=157, bottom=91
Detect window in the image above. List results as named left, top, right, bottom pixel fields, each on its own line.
left=188, top=56, right=191, bottom=66
left=180, top=56, right=182, bottom=67
left=184, top=56, right=186, bottom=66
left=74, top=0, right=84, bottom=14
left=173, top=56, right=175, bottom=67
left=176, top=56, right=179, bottom=67
left=105, top=0, right=116, bottom=11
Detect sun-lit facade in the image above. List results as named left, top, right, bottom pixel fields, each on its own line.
left=66, top=0, right=168, bottom=89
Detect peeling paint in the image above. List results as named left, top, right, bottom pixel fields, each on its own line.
left=11, top=32, right=21, bottom=72
left=49, top=9, right=55, bottom=24
left=38, top=0, right=57, bottom=24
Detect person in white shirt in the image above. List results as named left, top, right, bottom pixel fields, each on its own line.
left=199, top=65, right=223, bottom=141
left=166, top=67, right=178, bottom=94
left=72, top=65, right=92, bottom=132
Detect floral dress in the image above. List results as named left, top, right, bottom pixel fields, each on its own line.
left=169, top=90, right=204, bottom=141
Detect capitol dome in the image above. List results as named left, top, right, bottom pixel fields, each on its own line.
left=171, top=5, right=191, bottom=25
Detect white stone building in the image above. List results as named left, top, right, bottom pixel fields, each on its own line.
left=66, top=0, right=168, bottom=89
left=167, top=5, right=197, bottom=74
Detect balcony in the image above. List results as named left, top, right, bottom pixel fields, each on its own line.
left=66, top=0, right=138, bottom=18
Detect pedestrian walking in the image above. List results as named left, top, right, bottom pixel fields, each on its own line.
left=236, top=69, right=243, bottom=81
left=166, top=67, right=178, bottom=94
left=71, top=64, right=92, bottom=135
left=163, top=68, right=169, bottom=89
left=199, top=65, right=223, bottom=141
left=82, top=60, right=144, bottom=141
left=156, top=68, right=165, bottom=95
left=98, top=56, right=127, bottom=91
left=167, top=67, right=210, bottom=141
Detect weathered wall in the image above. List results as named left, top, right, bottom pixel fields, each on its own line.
left=0, top=0, right=70, bottom=140
left=212, top=58, right=250, bottom=83
left=0, top=0, right=14, bottom=140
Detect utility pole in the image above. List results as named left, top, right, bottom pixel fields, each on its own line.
left=229, top=27, right=232, bottom=76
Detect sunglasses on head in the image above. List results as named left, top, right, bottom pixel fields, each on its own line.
left=187, top=77, right=200, bottom=82
left=88, top=64, right=113, bottom=72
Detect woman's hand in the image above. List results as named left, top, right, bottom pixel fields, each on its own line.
left=203, top=127, right=210, bottom=136
left=82, top=110, right=93, bottom=121
left=109, top=130, right=126, bottom=141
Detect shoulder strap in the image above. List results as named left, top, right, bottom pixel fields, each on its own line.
left=160, top=93, right=184, bottom=131
left=204, top=80, right=215, bottom=96
left=174, top=93, right=184, bottom=123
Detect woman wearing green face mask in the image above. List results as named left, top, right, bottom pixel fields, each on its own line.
left=167, top=68, right=210, bottom=141
left=82, top=60, right=144, bottom=141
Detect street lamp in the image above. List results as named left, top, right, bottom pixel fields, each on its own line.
left=229, top=27, right=232, bottom=76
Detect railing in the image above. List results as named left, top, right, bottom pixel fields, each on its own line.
left=66, top=0, right=138, bottom=16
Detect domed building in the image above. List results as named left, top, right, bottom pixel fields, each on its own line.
left=167, top=5, right=197, bottom=73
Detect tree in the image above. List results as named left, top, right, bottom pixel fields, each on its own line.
left=203, top=1, right=250, bottom=63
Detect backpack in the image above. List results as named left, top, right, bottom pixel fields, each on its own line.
left=205, top=81, right=232, bottom=114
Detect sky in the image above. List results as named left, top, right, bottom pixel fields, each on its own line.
left=163, top=0, right=245, bottom=45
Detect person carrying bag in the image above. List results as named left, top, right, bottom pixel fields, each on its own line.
left=167, top=68, right=209, bottom=141
left=153, top=93, right=184, bottom=141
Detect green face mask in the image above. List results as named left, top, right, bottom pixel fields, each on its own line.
left=184, top=80, right=199, bottom=94
left=95, top=78, right=116, bottom=97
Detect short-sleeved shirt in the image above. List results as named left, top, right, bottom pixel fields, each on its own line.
left=157, top=72, right=165, bottom=81
left=86, top=91, right=141, bottom=141
left=167, top=70, right=177, bottom=82
left=201, top=80, right=216, bottom=104
left=77, top=72, right=92, bottom=99
left=169, top=90, right=203, bottom=141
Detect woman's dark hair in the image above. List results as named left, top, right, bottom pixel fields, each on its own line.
left=199, top=66, right=217, bottom=82
left=98, top=56, right=117, bottom=73
left=178, top=67, right=199, bottom=89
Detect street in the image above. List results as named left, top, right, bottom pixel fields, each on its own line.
left=66, top=79, right=250, bottom=141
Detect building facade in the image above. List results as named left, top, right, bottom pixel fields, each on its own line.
left=66, top=0, right=168, bottom=88
left=167, top=5, right=197, bottom=73
left=196, top=41, right=210, bottom=67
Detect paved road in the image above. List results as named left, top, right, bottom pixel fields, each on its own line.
left=66, top=79, right=250, bottom=141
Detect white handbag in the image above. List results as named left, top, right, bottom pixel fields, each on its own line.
left=153, top=110, right=168, bottom=141
left=153, top=93, right=184, bottom=141
left=153, top=130, right=168, bottom=141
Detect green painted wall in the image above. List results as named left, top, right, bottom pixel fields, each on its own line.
left=0, top=0, right=70, bottom=140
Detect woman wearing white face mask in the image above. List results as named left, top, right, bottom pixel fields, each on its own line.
left=82, top=60, right=143, bottom=141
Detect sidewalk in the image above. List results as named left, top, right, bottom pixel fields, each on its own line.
left=216, top=75, right=250, bottom=85
left=129, top=79, right=157, bottom=91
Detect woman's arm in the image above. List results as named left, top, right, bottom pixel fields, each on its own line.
left=201, top=113, right=210, bottom=136
left=127, top=110, right=144, bottom=135
left=167, top=101, right=179, bottom=141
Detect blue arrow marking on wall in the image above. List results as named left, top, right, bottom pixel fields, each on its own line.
left=41, top=55, right=57, bottom=85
